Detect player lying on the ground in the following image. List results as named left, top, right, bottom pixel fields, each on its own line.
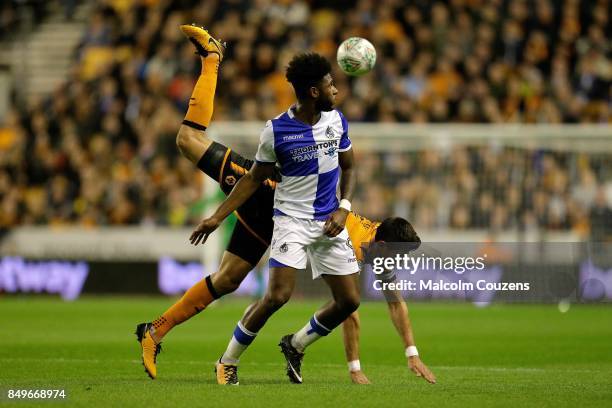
left=135, top=24, right=435, bottom=385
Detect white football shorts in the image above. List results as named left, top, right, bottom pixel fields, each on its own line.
left=269, top=215, right=360, bottom=279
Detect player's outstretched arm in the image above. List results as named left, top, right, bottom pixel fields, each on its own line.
left=190, top=162, right=276, bottom=245
left=324, top=148, right=356, bottom=237
left=342, top=311, right=371, bottom=384
left=384, top=293, right=436, bottom=384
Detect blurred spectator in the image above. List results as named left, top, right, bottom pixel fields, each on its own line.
left=590, top=188, right=612, bottom=241
left=0, top=0, right=610, bottom=234
left=0, top=0, right=50, bottom=40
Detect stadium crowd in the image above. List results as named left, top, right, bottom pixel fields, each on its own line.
left=0, top=0, right=610, bottom=238
left=0, top=1, right=47, bottom=41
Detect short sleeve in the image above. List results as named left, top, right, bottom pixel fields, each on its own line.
left=255, top=120, right=277, bottom=163
left=337, top=111, right=352, bottom=152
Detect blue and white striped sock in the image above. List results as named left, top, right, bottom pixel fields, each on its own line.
left=291, top=315, right=331, bottom=352
left=220, top=321, right=257, bottom=364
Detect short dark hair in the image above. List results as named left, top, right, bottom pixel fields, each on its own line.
left=375, top=217, right=421, bottom=248
left=285, top=52, right=331, bottom=99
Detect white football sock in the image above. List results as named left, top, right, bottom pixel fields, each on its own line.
left=291, top=315, right=331, bottom=352
left=220, top=321, right=257, bottom=364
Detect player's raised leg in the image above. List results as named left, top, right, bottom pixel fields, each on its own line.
left=136, top=24, right=232, bottom=380
left=136, top=252, right=252, bottom=379
left=175, top=23, right=225, bottom=164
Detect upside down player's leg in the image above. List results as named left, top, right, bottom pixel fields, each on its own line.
left=136, top=24, right=224, bottom=380
left=142, top=134, right=273, bottom=379
left=135, top=25, right=266, bottom=381
left=149, top=251, right=254, bottom=341
left=135, top=254, right=252, bottom=380
left=137, top=136, right=271, bottom=380
left=179, top=24, right=224, bottom=134
left=176, top=124, right=213, bottom=164
left=175, top=22, right=225, bottom=164
left=136, top=218, right=269, bottom=380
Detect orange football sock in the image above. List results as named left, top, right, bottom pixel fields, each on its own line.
left=151, top=276, right=217, bottom=341
left=182, top=54, right=220, bottom=130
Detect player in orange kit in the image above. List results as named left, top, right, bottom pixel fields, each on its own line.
left=135, top=24, right=435, bottom=385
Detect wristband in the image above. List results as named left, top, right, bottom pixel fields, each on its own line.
left=348, top=360, right=361, bottom=372
left=339, top=199, right=351, bottom=212
left=405, top=346, right=419, bottom=357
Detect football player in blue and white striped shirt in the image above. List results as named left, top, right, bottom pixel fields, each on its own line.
left=190, top=52, right=360, bottom=385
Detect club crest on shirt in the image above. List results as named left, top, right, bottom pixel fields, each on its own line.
left=225, top=175, right=236, bottom=186
left=325, top=126, right=336, bottom=139
left=279, top=243, right=289, bottom=253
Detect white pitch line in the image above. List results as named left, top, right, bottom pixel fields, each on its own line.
left=0, top=358, right=605, bottom=374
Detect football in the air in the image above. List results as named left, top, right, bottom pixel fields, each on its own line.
left=336, top=37, right=377, bottom=76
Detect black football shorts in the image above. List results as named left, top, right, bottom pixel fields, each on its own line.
left=197, top=141, right=275, bottom=266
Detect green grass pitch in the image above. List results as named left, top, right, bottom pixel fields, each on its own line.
left=1, top=296, right=611, bottom=407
